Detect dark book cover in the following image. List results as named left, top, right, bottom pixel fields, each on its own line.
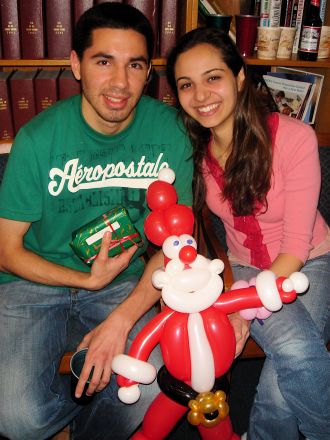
left=0, top=0, right=20, bottom=59
left=0, top=71, right=14, bottom=140
left=73, top=0, right=94, bottom=24
left=9, top=70, right=38, bottom=134
left=159, top=0, right=180, bottom=58
left=45, top=0, right=72, bottom=59
left=125, top=0, right=160, bottom=57
left=35, top=69, right=60, bottom=114
left=147, top=68, right=177, bottom=106
left=19, top=0, right=45, bottom=59
left=58, top=69, right=81, bottom=100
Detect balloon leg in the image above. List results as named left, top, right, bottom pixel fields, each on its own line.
left=132, top=391, right=188, bottom=439
left=198, top=415, right=239, bottom=440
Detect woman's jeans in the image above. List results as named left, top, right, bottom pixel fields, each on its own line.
left=232, top=252, right=330, bottom=440
left=0, top=276, right=162, bottom=440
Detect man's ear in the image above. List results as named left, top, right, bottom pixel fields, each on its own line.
left=237, top=67, right=246, bottom=91
left=70, top=50, right=81, bottom=81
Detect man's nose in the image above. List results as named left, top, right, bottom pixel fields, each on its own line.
left=110, top=66, right=129, bottom=89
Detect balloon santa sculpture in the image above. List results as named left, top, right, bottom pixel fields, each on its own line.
left=112, top=168, right=309, bottom=440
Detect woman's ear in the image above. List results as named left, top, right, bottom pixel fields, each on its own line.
left=237, top=67, right=246, bottom=91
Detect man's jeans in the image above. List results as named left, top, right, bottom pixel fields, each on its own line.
left=232, top=252, right=330, bottom=440
left=0, top=276, right=162, bottom=440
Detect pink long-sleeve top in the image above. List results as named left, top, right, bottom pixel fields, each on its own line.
left=203, top=113, right=330, bottom=269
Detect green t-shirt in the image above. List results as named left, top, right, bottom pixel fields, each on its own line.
left=0, top=95, right=193, bottom=284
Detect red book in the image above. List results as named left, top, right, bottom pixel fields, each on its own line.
left=147, top=68, right=177, bottom=107
left=58, top=69, right=81, bottom=100
left=0, top=0, right=21, bottom=59
left=19, top=0, right=45, bottom=59
left=159, top=0, right=180, bottom=58
left=45, top=0, right=72, bottom=59
left=73, top=0, right=94, bottom=24
left=0, top=71, right=14, bottom=140
left=9, top=70, right=38, bottom=134
left=35, top=69, right=60, bottom=114
left=125, top=0, right=160, bottom=57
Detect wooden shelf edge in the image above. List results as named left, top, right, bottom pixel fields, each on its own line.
left=245, top=54, right=330, bottom=68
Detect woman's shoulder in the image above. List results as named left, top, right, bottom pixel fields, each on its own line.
left=275, top=113, right=317, bottom=149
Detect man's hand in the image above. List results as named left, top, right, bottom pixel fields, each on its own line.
left=74, top=309, right=131, bottom=398
left=228, top=312, right=251, bottom=358
left=86, top=232, right=137, bottom=291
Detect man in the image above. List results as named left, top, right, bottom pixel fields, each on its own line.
left=0, top=3, right=192, bottom=440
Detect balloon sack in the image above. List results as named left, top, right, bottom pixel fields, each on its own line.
left=70, top=206, right=143, bottom=265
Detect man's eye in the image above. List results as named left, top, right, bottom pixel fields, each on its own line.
left=130, top=62, right=143, bottom=69
left=98, top=60, right=110, bottom=66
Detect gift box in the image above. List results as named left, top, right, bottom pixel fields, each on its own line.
left=70, top=206, right=142, bottom=265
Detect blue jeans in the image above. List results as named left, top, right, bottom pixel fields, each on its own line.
left=232, top=252, right=330, bottom=440
left=0, top=276, right=162, bottom=440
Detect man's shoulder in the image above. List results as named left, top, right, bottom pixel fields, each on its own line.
left=21, top=95, right=80, bottom=134
left=139, top=95, right=178, bottom=119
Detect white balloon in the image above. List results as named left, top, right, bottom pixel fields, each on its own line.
left=158, top=167, right=175, bottom=184
left=118, top=384, right=141, bottom=404
left=188, top=313, right=215, bottom=393
left=111, top=354, right=156, bottom=384
left=289, top=272, right=309, bottom=294
left=256, top=270, right=282, bottom=312
left=152, top=269, right=169, bottom=289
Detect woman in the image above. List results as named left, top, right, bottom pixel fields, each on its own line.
left=166, top=27, right=330, bottom=440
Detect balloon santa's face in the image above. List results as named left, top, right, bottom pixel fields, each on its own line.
left=152, top=234, right=225, bottom=313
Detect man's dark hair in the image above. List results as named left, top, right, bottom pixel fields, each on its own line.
left=73, top=2, right=154, bottom=62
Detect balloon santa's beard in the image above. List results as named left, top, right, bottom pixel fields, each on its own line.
left=152, top=255, right=225, bottom=314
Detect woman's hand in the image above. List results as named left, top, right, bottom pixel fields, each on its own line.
left=228, top=312, right=251, bottom=358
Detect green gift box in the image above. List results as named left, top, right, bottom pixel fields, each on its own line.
left=70, top=206, right=142, bottom=265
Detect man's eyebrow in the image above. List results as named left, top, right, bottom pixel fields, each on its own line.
left=90, top=52, right=149, bottom=64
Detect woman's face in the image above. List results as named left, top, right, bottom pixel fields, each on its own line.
left=174, top=43, right=244, bottom=135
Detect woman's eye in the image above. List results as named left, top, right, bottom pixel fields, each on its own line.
left=208, top=75, right=220, bottom=82
left=179, top=82, right=191, bottom=90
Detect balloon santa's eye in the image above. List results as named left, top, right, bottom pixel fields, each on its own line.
left=162, top=236, right=183, bottom=259
left=180, top=234, right=197, bottom=249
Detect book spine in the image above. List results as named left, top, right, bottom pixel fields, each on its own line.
left=125, top=0, right=160, bottom=57
left=19, top=0, right=44, bottom=59
left=260, top=0, right=271, bottom=26
left=284, top=0, right=293, bottom=27
left=0, top=0, right=20, bottom=59
left=73, top=0, right=94, bottom=24
left=0, top=73, right=14, bottom=140
left=147, top=69, right=177, bottom=106
left=35, top=71, right=60, bottom=114
left=290, top=0, right=299, bottom=27
left=254, top=0, right=262, bottom=15
left=320, top=0, right=327, bottom=22
left=45, top=0, right=72, bottom=59
left=292, top=0, right=305, bottom=53
left=159, top=0, right=179, bottom=58
left=269, top=0, right=283, bottom=27
left=58, top=70, right=81, bottom=100
left=198, top=0, right=217, bottom=15
left=9, top=72, right=37, bottom=134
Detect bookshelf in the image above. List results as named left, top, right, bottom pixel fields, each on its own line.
left=1, top=0, right=330, bottom=147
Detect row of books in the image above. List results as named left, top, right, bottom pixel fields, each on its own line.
left=263, top=67, right=324, bottom=124
left=252, top=0, right=328, bottom=53
left=0, top=0, right=181, bottom=60
left=0, top=69, right=81, bottom=140
left=0, top=67, right=176, bottom=142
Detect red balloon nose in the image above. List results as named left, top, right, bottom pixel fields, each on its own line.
left=179, top=245, right=197, bottom=264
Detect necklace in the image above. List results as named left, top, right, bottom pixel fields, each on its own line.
left=211, top=138, right=232, bottom=168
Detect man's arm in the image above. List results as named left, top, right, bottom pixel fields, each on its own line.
left=74, top=249, right=163, bottom=398
left=0, top=217, right=137, bottom=290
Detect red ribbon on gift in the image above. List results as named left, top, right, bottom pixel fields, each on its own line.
left=83, top=213, right=142, bottom=264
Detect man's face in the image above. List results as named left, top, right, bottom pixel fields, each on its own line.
left=71, top=28, right=151, bottom=135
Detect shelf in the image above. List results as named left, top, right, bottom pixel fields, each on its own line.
left=244, top=54, right=330, bottom=68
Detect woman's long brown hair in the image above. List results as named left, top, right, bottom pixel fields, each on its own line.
left=167, top=27, right=274, bottom=216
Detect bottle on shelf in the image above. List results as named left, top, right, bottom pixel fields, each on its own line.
left=298, top=0, right=322, bottom=61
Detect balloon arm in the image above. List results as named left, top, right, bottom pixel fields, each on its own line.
left=214, top=277, right=297, bottom=314
left=116, top=308, right=175, bottom=388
